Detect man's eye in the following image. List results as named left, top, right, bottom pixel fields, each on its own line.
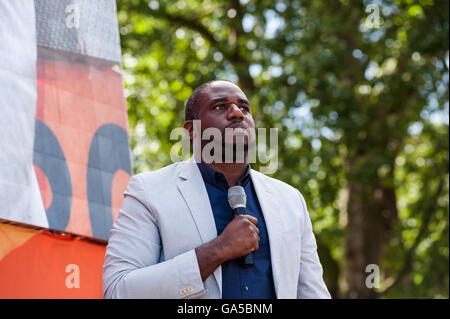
left=214, top=104, right=226, bottom=110
left=240, top=105, right=249, bottom=111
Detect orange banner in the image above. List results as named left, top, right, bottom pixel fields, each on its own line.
left=0, top=221, right=106, bottom=299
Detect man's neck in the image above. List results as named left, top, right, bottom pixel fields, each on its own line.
left=203, top=161, right=249, bottom=187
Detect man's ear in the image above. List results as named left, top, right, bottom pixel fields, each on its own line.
left=183, top=120, right=193, bottom=142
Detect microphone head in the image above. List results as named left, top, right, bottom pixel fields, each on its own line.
left=228, top=186, right=247, bottom=209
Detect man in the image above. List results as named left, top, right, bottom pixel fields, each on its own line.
left=103, top=80, right=331, bottom=299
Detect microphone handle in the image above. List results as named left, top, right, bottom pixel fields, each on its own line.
left=234, top=206, right=254, bottom=268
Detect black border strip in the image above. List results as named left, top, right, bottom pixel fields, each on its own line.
left=0, top=218, right=107, bottom=246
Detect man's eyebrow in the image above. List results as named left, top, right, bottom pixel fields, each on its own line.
left=210, top=97, right=251, bottom=106
left=238, top=98, right=250, bottom=105
left=210, top=97, right=227, bottom=105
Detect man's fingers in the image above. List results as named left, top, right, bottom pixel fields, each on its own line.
left=243, top=214, right=258, bottom=225
left=251, top=224, right=260, bottom=234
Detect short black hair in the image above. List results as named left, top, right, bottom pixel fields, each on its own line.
left=185, top=79, right=236, bottom=121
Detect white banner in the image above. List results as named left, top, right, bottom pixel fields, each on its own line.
left=0, top=0, right=48, bottom=227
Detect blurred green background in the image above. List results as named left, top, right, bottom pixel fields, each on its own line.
left=116, top=0, right=449, bottom=298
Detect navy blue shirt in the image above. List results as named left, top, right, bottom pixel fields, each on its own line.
left=197, top=162, right=276, bottom=299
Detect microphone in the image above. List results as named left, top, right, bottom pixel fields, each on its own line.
left=227, top=186, right=254, bottom=268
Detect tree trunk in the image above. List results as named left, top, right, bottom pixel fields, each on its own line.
left=343, top=157, right=398, bottom=298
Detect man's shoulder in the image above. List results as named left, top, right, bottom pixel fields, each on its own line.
left=250, top=168, right=301, bottom=197
left=131, top=161, right=185, bottom=185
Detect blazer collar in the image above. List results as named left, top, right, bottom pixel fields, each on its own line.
left=177, top=157, right=222, bottom=294
left=250, top=169, right=283, bottom=298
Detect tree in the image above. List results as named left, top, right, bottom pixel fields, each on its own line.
left=117, top=0, right=449, bottom=298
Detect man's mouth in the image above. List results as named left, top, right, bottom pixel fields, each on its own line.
left=226, top=121, right=247, bottom=129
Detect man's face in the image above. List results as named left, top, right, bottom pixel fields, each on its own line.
left=195, top=81, right=255, bottom=146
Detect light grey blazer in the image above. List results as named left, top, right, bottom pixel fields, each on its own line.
left=103, top=157, right=331, bottom=299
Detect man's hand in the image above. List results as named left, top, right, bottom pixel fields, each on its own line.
left=195, top=214, right=260, bottom=282
left=217, top=214, right=260, bottom=260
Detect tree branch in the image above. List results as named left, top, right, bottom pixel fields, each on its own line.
left=377, top=178, right=445, bottom=297
left=153, top=6, right=255, bottom=93
left=159, top=11, right=220, bottom=48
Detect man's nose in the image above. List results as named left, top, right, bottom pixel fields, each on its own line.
left=227, top=103, right=244, bottom=120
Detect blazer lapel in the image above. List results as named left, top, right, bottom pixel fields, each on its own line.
left=176, top=158, right=222, bottom=295
left=250, top=170, right=283, bottom=298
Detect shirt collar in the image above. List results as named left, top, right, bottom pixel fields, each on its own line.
left=197, top=162, right=251, bottom=191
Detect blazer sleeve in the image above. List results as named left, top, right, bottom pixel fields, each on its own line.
left=102, top=175, right=206, bottom=299
left=296, top=191, right=332, bottom=299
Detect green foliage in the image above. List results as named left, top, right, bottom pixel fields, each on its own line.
left=117, top=0, right=449, bottom=298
